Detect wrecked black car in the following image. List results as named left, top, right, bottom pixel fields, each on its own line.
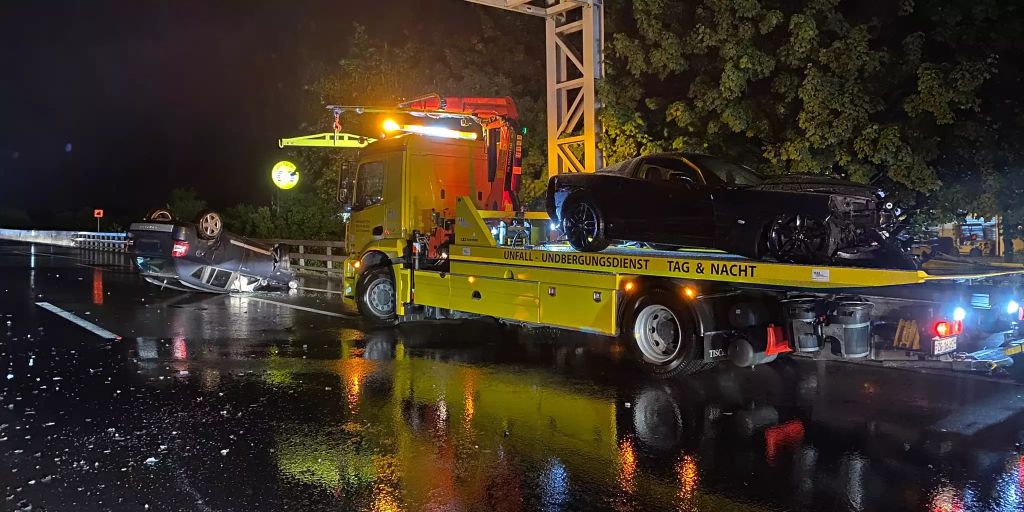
left=128, top=208, right=296, bottom=293
left=547, top=152, right=915, bottom=269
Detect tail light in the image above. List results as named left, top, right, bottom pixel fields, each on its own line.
left=1019, top=307, right=1024, bottom=322
left=934, top=321, right=950, bottom=337
left=952, top=320, right=963, bottom=335
left=171, top=241, right=189, bottom=258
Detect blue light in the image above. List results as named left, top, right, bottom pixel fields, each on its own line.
left=1008, top=300, right=1020, bottom=315
left=953, top=307, right=967, bottom=322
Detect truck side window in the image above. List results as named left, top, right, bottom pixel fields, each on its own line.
left=353, top=161, right=384, bottom=210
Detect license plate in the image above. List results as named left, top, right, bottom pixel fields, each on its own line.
left=933, top=336, right=957, bottom=355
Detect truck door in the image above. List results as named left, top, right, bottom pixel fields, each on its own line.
left=348, top=160, right=387, bottom=252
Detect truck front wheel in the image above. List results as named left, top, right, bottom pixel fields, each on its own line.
left=356, top=266, right=397, bottom=326
left=625, top=290, right=703, bottom=378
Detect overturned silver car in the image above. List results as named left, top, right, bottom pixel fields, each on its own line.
left=128, top=208, right=296, bottom=293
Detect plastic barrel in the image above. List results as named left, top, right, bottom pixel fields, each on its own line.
left=782, top=297, right=822, bottom=352
left=828, top=300, right=874, bottom=358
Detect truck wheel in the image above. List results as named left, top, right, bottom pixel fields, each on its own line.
left=194, top=210, right=224, bottom=240
left=561, top=192, right=610, bottom=252
left=625, top=290, right=703, bottom=378
left=356, top=266, right=397, bottom=326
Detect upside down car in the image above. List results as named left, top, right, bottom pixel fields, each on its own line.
left=546, top=152, right=915, bottom=270
left=128, top=208, right=296, bottom=293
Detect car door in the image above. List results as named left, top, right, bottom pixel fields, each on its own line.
left=633, top=157, right=715, bottom=245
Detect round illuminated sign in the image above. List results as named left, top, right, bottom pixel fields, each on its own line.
left=271, top=161, right=299, bottom=190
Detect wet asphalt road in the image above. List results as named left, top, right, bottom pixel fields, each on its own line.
left=3, top=242, right=1024, bottom=511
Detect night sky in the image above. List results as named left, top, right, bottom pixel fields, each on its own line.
left=0, top=0, right=479, bottom=222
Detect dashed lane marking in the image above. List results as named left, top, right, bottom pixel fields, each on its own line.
left=240, top=295, right=359, bottom=319
left=35, top=302, right=121, bottom=340
left=296, top=286, right=344, bottom=295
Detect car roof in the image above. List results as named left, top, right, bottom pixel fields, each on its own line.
left=596, top=152, right=712, bottom=175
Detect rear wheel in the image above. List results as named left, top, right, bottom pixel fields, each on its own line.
left=194, top=210, right=224, bottom=240
left=625, top=290, right=703, bottom=378
left=146, top=208, right=174, bottom=222
left=560, top=192, right=610, bottom=252
left=356, top=266, right=397, bottom=326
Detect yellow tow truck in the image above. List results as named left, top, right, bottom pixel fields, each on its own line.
left=282, top=95, right=1024, bottom=377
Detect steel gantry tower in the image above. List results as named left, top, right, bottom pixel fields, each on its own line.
left=465, top=0, right=604, bottom=176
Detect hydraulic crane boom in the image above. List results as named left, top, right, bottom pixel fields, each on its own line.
left=399, top=94, right=524, bottom=212
left=327, top=94, right=524, bottom=212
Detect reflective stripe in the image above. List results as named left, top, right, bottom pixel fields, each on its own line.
left=229, top=239, right=272, bottom=255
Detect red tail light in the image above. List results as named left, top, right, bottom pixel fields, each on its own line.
left=952, top=320, right=963, bottom=335
left=1019, top=307, right=1023, bottom=322
left=171, top=241, right=189, bottom=258
left=934, top=321, right=950, bottom=337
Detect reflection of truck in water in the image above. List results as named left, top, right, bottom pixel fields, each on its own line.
left=128, top=325, right=1019, bottom=512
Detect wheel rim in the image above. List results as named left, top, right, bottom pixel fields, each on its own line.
left=199, top=213, right=221, bottom=238
left=365, top=278, right=395, bottom=317
left=633, top=304, right=682, bottom=364
left=563, top=202, right=599, bottom=246
left=150, top=210, right=172, bottom=221
left=769, top=214, right=829, bottom=261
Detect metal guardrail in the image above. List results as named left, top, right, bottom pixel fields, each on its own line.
left=1, top=229, right=345, bottom=273
left=259, top=239, right=346, bottom=274
left=0, top=229, right=128, bottom=252
left=72, top=232, right=128, bottom=252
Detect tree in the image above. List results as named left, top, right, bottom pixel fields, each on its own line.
left=601, top=0, right=1024, bottom=232
left=166, top=187, right=207, bottom=222
left=307, top=16, right=550, bottom=205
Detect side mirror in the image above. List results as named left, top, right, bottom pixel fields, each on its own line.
left=336, top=161, right=352, bottom=205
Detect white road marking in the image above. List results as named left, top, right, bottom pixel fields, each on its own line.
left=35, top=302, right=121, bottom=340
left=296, top=286, right=343, bottom=295
left=241, top=296, right=359, bottom=319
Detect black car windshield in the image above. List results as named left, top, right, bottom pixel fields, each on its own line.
left=595, top=158, right=636, bottom=176
left=688, top=155, right=764, bottom=186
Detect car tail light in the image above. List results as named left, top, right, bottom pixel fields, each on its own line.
left=934, top=321, right=950, bottom=337
left=1019, top=306, right=1024, bottom=322
left=171, top=241, right=189, bottom=258
left=952, top=320, right=963, bottom=335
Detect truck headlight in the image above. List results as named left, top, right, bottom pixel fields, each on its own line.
left=1007, top=300, right=1020, bottom=315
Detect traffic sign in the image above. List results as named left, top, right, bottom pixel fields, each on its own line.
left=271, top=161, right=299, bottom=190
left=93, top=209, right=104, bottom=218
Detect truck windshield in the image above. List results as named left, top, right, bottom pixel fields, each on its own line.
left=353, top=161, right=384, bottom=210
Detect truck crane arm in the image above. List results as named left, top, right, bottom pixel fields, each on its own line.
left=327, top=94, right=525, bottom=212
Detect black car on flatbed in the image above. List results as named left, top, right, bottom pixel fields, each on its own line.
left=128, top=208, right=295, bottom=293
left=547, top=152, right=914, bottom=269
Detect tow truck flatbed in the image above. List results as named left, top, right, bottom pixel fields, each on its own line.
left=337, top=198, right=1024, bottom=377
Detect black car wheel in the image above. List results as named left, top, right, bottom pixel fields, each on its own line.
left=624, top=290, right=704, bottom=378
left=356, top=266, right=397, bottom=326
left=767, top=214, right=835, bottom=263
left=194, top=210, right=224, bottom=240
left=146, top=208, right=174, bottom=222
left=561, top=192, right=610, bottom=252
